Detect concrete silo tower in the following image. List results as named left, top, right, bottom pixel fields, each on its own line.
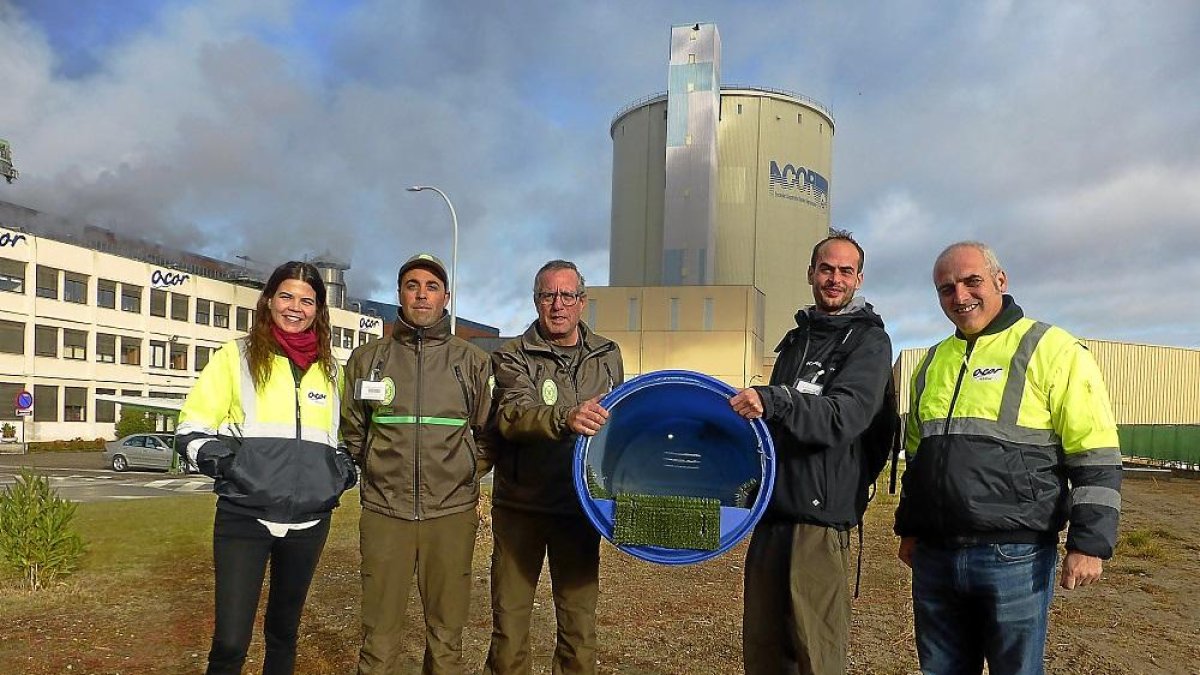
left=608, top=22, right=835, bottom=348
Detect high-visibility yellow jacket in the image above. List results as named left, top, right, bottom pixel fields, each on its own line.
left=176, top=339, right=356, bottom=523
left=894, top=298, right=1122, bottom=558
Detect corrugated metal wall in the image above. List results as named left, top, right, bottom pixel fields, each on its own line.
left=1082, top=339, right=1200, bottom=425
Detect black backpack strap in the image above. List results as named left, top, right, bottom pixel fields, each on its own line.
left=854, top=523, right=864, bottom=599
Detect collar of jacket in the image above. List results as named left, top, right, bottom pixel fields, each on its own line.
left=953, top=294, right=1023, bottom=341
left=391, top=309, right=452, bottom=346
left=776, top=297, right=885, bottom=353
left=520, top=320, right=612, bottom=358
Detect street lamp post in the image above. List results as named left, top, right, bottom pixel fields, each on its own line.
left=406, top=185, right=458, bottom=334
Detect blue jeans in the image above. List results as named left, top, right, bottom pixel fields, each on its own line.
left=911, top=541, right=1057, bottom=675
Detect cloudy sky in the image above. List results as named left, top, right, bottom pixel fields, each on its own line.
left=1, top=0, right=1197, bottom=352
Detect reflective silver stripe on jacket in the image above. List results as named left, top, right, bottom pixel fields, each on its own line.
left=232, top=340, right=339, bottom=448
left=913, top=322, right=1053, bottom=443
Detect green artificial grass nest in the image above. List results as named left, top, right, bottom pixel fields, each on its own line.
left=613, top=493, right=721, bottom=551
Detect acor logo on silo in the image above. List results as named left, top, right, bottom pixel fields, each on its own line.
left=768, top=160, right=829, bottom=209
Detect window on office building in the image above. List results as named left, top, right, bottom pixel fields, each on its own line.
left=121, top=336, right=141, bottom=366
left=95, top=387, right=117, bottom=423
left=359, top=331, right=371, bottom=347
left=341, top=328, right=353, bottom=349
left=213, top=303, right=230, bottom=328
left=35, top=265, right=58, bottom=299
left=236, top=307, right=253, bottom=332
left=169, top=342, right=187, bottom=370
left=34, top=325, right=57, bottom=357
left=63, top=329, right=87, bottom=360
left=96, top=333, right=116, bottom=363
left=195, top=298, right=211, bottom=325
left=195, top=345, right=212, bottom=371
left=149, top=340, right=167, bottom=368
left=97, top=279, right=117, bottom=308
left=64, top=387, right=86, bottom=422
left=170, top=293, right=189, bottom=321
left=33, top=384, right=57, bottom=422
left=63, top=272, right=88, bottom=304
left=0, top=320, right=23, bottom=355
left=150, top=289, right=167, bottom=317
left=121, top=284, right=142, bottom=313
left=0, top=258, right=25, bottom=294
left=0, top=382, right=22, bottom=421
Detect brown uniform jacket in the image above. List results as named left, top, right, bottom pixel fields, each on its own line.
left=342, top=311, right=492, bottom=521
left=491, top=321, right=623, bottom=515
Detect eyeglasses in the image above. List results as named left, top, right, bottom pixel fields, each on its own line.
left=535, top=291, right=584, bottom=307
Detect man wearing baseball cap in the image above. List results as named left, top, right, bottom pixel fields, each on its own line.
left=342, top=252, right=494, bottom=673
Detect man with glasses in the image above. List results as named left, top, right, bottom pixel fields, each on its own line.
left=485, top=259, right=624, bottom=675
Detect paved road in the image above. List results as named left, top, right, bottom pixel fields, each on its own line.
left=0, top=451, right=213, bottom=503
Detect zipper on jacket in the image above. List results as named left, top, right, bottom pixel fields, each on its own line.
left=935, top=341, right=974, bottom=534
left=290, top=361, right=303, bottom=519
left=414, top=328, right=424, bottom=520
left=453, top=365, right=476, bottom=469
left=942, top=342, right=975, bottom=436
left=574, top=342, right=616, bottom=402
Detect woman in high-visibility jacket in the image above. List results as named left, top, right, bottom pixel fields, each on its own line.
left=176, top=261, right=357, bottom=675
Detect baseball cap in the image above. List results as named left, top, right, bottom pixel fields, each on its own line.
left=397, top=253, right=448, bottom=287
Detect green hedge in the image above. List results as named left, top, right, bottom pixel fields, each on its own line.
left=25, top=438, right=107, bottom=452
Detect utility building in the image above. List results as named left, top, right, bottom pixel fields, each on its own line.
left=595, top=23, right=835, bottom=385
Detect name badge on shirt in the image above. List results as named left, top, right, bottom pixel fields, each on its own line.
left=793, top=380, right=824, bottom=396
left=355, top=379, right=387, bottom=402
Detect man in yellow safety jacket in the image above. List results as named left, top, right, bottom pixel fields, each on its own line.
left=895, top=241, right=1122, bottom=675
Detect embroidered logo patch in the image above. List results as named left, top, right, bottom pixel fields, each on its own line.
left=541, top=379, right=559, bottom=405
left=381, top=377, right=396, bottom=405
left=972, top=367, right=1005, bottom=382
left=305, top=391, right=327, bottom=405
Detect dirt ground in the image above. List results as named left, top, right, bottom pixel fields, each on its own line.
left=1, top=460, right=1197, bottom=674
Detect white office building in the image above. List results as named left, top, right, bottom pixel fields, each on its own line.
left=0, top=202, right=384, bottom=444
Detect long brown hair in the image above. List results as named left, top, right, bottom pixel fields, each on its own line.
left=246, top=261, right=337, bottom=390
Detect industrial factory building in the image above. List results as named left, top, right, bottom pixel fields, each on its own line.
left=588, top=22, right=1198, bottom=470
left=591, top=22, right=834, bottom=386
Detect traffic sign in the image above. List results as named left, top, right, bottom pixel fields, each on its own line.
left=14, top=389, right=32, bottom=415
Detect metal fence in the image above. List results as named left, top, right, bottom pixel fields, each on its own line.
left=1119, top=424, right=1200, bottom=470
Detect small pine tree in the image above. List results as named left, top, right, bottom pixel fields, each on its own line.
left=114, top=408, right=158, bottom=438
left=0, top=469, right=86, bottom=590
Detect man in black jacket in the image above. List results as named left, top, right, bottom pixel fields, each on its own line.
left=730, top=230, right=894, bottom=675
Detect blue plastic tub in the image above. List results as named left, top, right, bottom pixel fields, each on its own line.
left=573, top=370, right=775, bottom=565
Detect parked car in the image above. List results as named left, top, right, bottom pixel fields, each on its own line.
left=104, top=433, right=195, bottom=473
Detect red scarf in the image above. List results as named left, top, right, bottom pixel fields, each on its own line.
left=271, top=324, right=319, bottom=371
